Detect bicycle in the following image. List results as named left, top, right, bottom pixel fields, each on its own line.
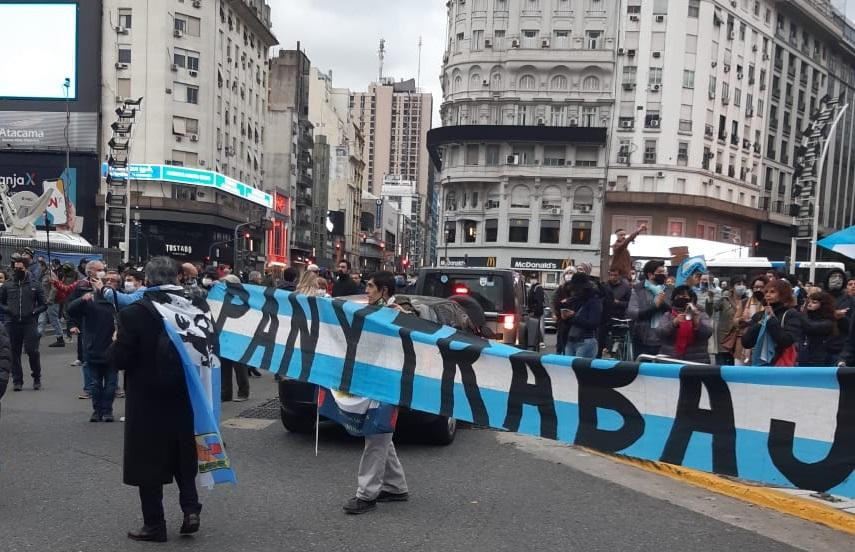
left=605, top=318, right=634, bottom=361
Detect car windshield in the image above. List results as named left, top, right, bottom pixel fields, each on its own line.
left=422, top=273, right=504, bottom=312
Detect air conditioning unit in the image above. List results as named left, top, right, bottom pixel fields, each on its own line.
left=623, top=82, right=636, bottom=90
left=655, top=15, right=665, bottom=22
left=115, top=26, right=129, bottom=34
left=627, top=49, right=636, bottom=57
left=711, top=61, right=717, bottom=67
left=746, top=107, right=754, bottom=116
left=170, top=63, right=178, bottom=72
left=648, top=118, right=661, bottom=128
left=175, top=135, right=183, bottom=142
left=657, top=171, right=665, bottom=178
left=617, top=155, right=629, bottom=164
left=174, top=29, right=184, bottom=38
left=752, top=44, right=758, bottom=52
left=705, top=125, right=714, bottom=137
left=512, top=38, right=520, bottom=48
left=541, top=38, right=550, bottom=48
left=578, top=205, right=591, bottom=213
left=190, top=134, right=199, bottom=142
left=620, top=120, right=634, bottom=129
left=189, top=70, right=198, bottom=77
left=629, top=15, right=640, bottom=22
left=652, top=51, right=661, bottom=58
left=550, top=208, right=562, bottom=215
left=484, top=38, right=492, bottom=48
left=115, top=62, right=128, bottom=70
left=728, top=30, right=735, bottom=40
left=650, top=84, right=661, bottom=92
left=723, top=64, right=731, bottom=73
left=507, top=154, right=520, bottom=165
left=192, top=0, right=201, bottom=7
left=763, top=53, right=770, bottom=60
left=617, top=48, right=625, bottom=55
left=722, top=95, right=730, bottom=105
left=482, top=79, right=489, bottom=86
left=737, top=72, right=743, bottom=80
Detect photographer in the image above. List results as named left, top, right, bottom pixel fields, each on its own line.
left=656, top=286, right=713, bottom=364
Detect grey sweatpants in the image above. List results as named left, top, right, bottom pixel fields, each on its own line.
left=355, top=432, right=408, bottom=501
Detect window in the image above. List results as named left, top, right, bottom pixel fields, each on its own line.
left=644, top=139, right=657, bottom=163
left=649, top=67, right=663, bottom=86
left=677, top=142, right=689, bottom=165
left=586, top=30, right=601, bottom=49
left=485, top=219, right=498, bottom=242
left=540, top=219, right=560, bottom=244
left=571, top=221, right=592, bottom=244
left=622, top=65, right=637, bottom=83
left=519, top=75, right=536, bottom=90
left=445, top=191, right=457, bottom=210
left=486, top=145, right=500, bottom=165
left=118, top=47, right=132, bottom=64
left=508, top=219, right=529, bottom=242
left=117, top=78, right=131, bottom=98
left=734, top=87, right=741, bottom=107
left=542, top=186, right=562, bottom=208
left=688, top=0, right=700, bottom=17
left=573, top=186, right=594, bottom=211
left=463, top=221, right=477, bottom=243
left=582, top=75, right=600, bottom=91
left=667, top=218, right=686, bottom=237
left=551, top=75, right=568, bottom=90
left=544, top=146, right=566, bottom=166
left=118, top=8, right=132, bottom=29
left=679, top=103, right=692, bottom=132
left=444, top=221, right=456, bottom=243
left=465, top=144, right=479, bottom=165
left=511, top=185, right=530, bottom=208
left=683, top=70, right=695, bottom=88
left=170, top=150, right=198, bottom=167
left=472, top=30, right=484, bottom=51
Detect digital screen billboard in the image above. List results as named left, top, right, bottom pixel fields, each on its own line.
left=0, top=3, right=78, bottom=99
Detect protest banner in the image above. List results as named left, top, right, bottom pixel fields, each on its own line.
left=207, top=283, right=855, bottom=499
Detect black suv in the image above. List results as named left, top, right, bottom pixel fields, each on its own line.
left=413, top=267, right=526, bottom=345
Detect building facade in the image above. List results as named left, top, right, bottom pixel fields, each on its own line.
left=100, top=0, right=276, bottom=267
left=430, top=0, right=618, bottom=282
left=266, top=47, right=316, bottom=267
left=603, top=0, right=855, bottom=264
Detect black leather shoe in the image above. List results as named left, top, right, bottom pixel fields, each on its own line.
left=376, top=490, right=410, bottom=502
left=180, top=513, right=200, bottom=534
left=127, top=525, right=167, bottom=542
left=89, top=412, right=101, bottom=422
left=343, top=497, right=376, bottom=515
left=33, top=380, right=42, bottom=391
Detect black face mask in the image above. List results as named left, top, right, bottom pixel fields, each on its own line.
left=653, top=274, right=667, bottom=286
left=13, top=268, right=25, bottom=281
left=672, top=297, right=690, bottom=310
left=753, top=291, right=765, bottom=302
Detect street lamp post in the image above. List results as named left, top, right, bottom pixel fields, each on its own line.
left=809, top=103, right=849, bottom=284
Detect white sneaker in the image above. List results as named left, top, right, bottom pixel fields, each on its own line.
left=70, top=359, right=82, bottom=366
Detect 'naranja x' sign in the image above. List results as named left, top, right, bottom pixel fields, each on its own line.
left=207, top=284, right=855, bottom=498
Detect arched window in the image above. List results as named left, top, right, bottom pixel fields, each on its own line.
left=582, top=75, right=600, bottom=91
left=519, top=74, right=536, bottom=90
left=551, top=75, right=568, bottom=90
left=453, top=75, right=463, bottom=93
left=510, top=185, right=530, bottom=208
left=445, top=190, right=457, bottom=211
left=470, top=73, right=481, bottom=89
left=542, top=186, right=562, bottom=209
left=491, top=72, right=503, bottom=89
left=573, top=186, right=594, bottom=211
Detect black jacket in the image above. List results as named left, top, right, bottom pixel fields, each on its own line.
left=332, top=274, right=359, bottom=297
left=799, top=313, right=836, bottom=366
left=741, top=303, right=804, bottom=365
left=0, top=273, right=47, bottom=323
left=528, top=283, right=545, bottom=317
left=67, top=290, right=116, bottom=365
left=0, top=322, right=12, bottom=418
left=110, top=299, right=196, bottom=487
left=607, top=279, right=632, bottom=320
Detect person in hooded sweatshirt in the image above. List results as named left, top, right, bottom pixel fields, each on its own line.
left=560, top=272, right=602, bottom=359
left=821, top=268, right=851, bottom=364
left=741, top=279, right=804, bottom=366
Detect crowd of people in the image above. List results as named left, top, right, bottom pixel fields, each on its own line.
left=543, top=226, right=855, bottom=368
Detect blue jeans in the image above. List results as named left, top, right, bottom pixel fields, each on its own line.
left=86, top=363, right=117, bottom=416
left=565, top=337, right=598, bottom=359
left=38, top=304, right=63, bottom=337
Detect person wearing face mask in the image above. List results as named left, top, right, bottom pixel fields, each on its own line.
left=627, top=260, right=672, bottom=357
left=656, top=286, right=713, bottom=363
left=798, top=291, right=837, bottom=366
left=821, top=268, right=852, bottom=363
left=524, top=274, right=546, bottom=351
left=102, top=269, right=147, bottom=308
left=741, top=279, right=804, bottom=366
left=553, top=266, right=577, bottom=354
left=561, top=272, right=603, bottom=359
left=711, top=277, right=740, bottom=365
left=734, top=275, right=767, bottom=365
left=0, top=253, right=47, bottom=391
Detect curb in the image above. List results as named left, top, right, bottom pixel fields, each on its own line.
left=583, top=448, right=855, bottom=535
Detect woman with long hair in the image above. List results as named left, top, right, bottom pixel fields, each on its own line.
left=656, top=285, right=713, bottom=363
left=799, top=291, right=838, bottom=366
left=295, top=264, right=323, bottom=297
left=741, top=279, right=804, bottom=366
left=734, top=274, right=767, bottom=365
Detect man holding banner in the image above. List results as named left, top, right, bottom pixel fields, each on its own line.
left=342, top=271, right=409, bottom=515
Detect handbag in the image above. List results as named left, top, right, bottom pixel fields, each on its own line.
left=772, top=310, right=798, bottom=367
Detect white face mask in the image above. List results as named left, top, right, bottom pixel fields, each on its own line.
left=564, top=274, right=573, bottom=282
left=202, top=277, right=213, bottom=287
left=124, top=281, right=137, bottom=292
left=95, top=270, right=106, bottom=279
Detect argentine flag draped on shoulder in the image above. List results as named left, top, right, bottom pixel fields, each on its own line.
left=145, top=285, right=237, bottom=488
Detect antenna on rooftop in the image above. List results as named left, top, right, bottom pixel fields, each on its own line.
left=417, top=36, right=423, bottom=89
left=378, top=38, right=386, bottom=82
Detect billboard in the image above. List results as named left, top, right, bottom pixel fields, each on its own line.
left=0, top=165, right=78, bottom=230
left=0, top=3, right=78, bottom=99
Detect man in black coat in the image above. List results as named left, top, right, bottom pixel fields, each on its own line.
left=332, top=259, right=360, bottom=297
left=111, top=257, right=202, bottom=542
left=67, top=274, right=118, bottom=422
left=0, top=253, right=47, bottom=391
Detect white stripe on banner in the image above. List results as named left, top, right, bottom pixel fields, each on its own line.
left=207, top=283, right=855, bottom=499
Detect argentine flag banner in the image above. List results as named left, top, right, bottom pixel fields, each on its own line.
left=208, top=283, right=855, bottom=499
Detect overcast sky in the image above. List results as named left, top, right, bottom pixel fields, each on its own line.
left=270, top=1, right=446, bottom=125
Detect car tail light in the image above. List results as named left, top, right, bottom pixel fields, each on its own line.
left=453, top=285, right=469, bottom=295
left=503, top=313, right=515, bottom=330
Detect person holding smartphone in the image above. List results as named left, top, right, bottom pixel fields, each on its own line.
left=656, top=286, right=713, bottom=363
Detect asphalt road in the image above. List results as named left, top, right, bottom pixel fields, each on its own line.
left=0, top=344, right=850, bottom=552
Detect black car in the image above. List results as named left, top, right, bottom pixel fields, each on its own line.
left=278, top=294, right=489, bottom=445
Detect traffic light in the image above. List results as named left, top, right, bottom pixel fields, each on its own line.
left=244, top=231, right=251, bottom=239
